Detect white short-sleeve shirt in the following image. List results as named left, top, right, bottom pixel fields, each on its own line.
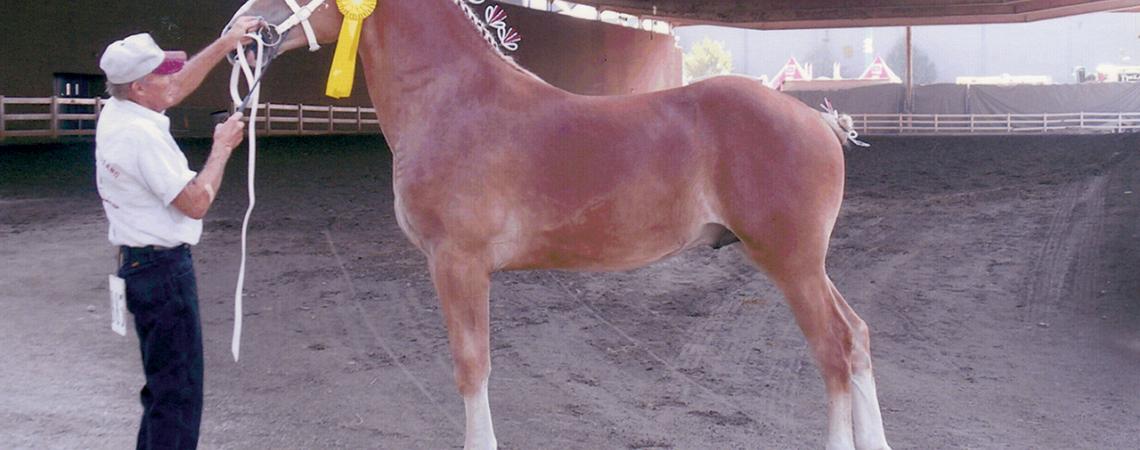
left=95, top=98, right=201, bottom=247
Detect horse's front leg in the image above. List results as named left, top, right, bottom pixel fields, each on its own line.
left=429, top=249, right=497, bottom=450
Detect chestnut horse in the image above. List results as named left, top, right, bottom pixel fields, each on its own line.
left=227, top=1, right=890, bottom=448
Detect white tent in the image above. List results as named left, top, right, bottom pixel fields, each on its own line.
left=769, top=57, right=811, bottom=89
left=858, top=56, right=901, bottom=83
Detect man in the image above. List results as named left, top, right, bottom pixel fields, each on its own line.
left=95, top=17, right=260, bottom=449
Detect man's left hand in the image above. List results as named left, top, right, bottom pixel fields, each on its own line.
left=226, top=16, right=264, bottom=47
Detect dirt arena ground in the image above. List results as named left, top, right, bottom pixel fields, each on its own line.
left=2, top=132, right=1138, bottom=449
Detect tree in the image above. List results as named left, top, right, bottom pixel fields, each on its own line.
left=684, top=37, right=733, bottom=84
left=886, top=39, right=939, bottom=85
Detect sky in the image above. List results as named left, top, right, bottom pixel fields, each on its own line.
left=674, top=11, right=1140, bottom=84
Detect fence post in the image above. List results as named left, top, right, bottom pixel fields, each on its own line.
left=0, top=96, right=6, bottom=140
left=297, top=103, right=304, bottom=135
left=1007, top=113, right=1012, bottom=133
left=265, top=102, right=272, bottom=135
left=1119, top=113, right=1124, bottom=133
left=970, top=114, right=975, bottom=133
left=357, top=107, right=363, bottom=132
left=50, top=96, right=60, bottom=138
left=1043, top=113, right=1049, bottom=132
left=934, top=114, right=939, bottom=132
left=328, top=105, right=334, bottom=133
left=1079, top=112, right=1085, bottom=129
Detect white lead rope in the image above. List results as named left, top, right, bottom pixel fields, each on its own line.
left=226, top=0, right=327, bottom=362
left=228, top=33, right=265, bottom=362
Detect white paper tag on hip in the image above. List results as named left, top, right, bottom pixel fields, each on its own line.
left=109, top=274, right=127, bottom=336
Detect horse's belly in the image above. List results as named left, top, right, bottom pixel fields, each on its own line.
left=503, top=213, right=720, bottom=272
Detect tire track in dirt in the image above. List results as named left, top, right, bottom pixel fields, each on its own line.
left=1068, top=177, right=1108, bottom=318
left=574, top=254, right=793, bottom=435
left=1019, top=176, right=1107, bottom=324
left=828, top=199, right=962, bottom=372
left=671, top=264, right=763, bottom=374
left=542, top=271, right=765, bottom=435
left=667, top=264, right=806, bottom=431
left=322, top=229, right=462, bottom=433
left=494, top=274, right=687, bottom=449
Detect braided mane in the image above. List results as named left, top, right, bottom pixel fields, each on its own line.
left=449, top=0, right=542, bottom=79
left=452, top=0, right=521, bottom=54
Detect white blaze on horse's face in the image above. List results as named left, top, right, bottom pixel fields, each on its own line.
left=225, top=0, right=344, bottom=54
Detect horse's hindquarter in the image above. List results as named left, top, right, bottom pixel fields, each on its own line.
left=697, top=77, right=847, bottom=268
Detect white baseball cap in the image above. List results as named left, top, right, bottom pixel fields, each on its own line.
left=99, top=33, right=187, bottom=84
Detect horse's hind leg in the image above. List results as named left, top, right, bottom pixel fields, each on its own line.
left=826, top=277, right=889, bottom=450
left=429, top=249, right=497, bottom=450
left=743, top=247, right=890, bottom=450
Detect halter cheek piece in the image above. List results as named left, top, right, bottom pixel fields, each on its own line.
left=277, top=0, right=325, bottom=51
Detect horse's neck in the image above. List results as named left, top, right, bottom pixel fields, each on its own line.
left=359, top=0, right=523, bottom=149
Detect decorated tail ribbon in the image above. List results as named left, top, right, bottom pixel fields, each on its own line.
left=820, top=98, right=870, bottom=148
left=326, top=0, right=377, bottom=98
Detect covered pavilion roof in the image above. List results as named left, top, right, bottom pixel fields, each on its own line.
left=577, top=0, right=1140, bottom=29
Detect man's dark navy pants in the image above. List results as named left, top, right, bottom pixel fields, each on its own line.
left=118, top=244, right=203, bottom=450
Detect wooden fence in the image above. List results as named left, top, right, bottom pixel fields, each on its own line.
left=0, top=96, right=381, bottom=141
left=2, top=96, right=1139, bottom=141
left=229, top=102, right=382, bottom=135
left=853, top=112, right=1140, bottom=135
left=0, top=96, right=106, bottom=139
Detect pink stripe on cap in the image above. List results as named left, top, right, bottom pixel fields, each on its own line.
left=152, top=51, right=187, bottom=75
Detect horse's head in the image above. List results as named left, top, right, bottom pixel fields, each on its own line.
left=223, top=0, right=344, bottom=66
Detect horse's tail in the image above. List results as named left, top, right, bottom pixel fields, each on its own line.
left=819, top=99, right=869, bottom=148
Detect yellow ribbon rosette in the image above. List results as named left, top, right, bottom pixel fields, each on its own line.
left=326, top=0, right=376, bottom=98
